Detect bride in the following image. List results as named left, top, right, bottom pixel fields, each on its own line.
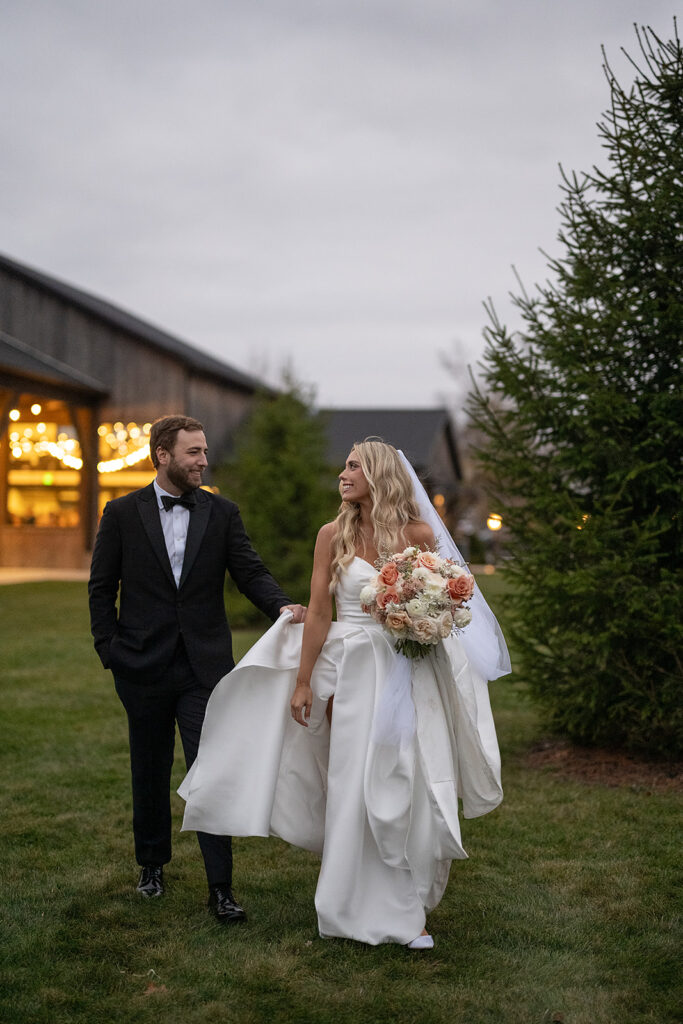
left=179, top=439, right=509, bottom=948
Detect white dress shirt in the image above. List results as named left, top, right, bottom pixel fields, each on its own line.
left=154, top=479, right=190, bottom=587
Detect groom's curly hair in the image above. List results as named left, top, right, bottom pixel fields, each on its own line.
left=150, top=414, right=204, bottom=468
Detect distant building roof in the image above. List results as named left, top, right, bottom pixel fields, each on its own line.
left=0, top=329, right=108, bottom=396
left=321, top=407, right=461, bottom=478
left=0, top=252, right=266, bottom=395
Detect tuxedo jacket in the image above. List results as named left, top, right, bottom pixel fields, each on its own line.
left=88, top=482, right=291, bottom=687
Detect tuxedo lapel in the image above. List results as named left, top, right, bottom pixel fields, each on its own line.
left=136, top=484, right=176, bottom=588
left=179, top=489, right=210, bottom=588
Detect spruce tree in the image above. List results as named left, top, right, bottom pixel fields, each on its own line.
left=468, top=23, right=683, bottom=757
left=216, top=377, right=339, bottom=623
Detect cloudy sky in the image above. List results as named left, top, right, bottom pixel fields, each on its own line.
left=0, top=1, right=675, bottom=409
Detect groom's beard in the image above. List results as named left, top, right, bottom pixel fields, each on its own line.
left=166, top=457, right=202, bottom=493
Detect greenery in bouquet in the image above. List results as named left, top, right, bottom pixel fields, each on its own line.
left=359, top=546, right=475, bottom=659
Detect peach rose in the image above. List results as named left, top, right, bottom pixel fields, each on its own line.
left=379, top=562, right=399, bottom=586
left=376, top=587, right=400, bottom=610
left=416, top=551, right=441, bottom=571
left=411, top=616, right=439, bottom=644
left=447, top=574, right=474, bottom=603
left=385, top=609, right=411, bottom=635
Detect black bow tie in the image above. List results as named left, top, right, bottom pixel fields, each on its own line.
left=161, top=492, right=197, bottom=511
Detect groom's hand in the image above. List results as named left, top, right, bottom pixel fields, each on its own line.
left=280, top=603, right=306, bottom=623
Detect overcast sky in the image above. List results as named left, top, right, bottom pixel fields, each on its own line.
left=0, top=1, right=675, bottom=409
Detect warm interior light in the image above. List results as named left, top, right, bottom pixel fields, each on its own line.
left=486, top=513, right=503, bottom=532
left=9, top=409, right=20, bottom=421
left=31, top=403, right=42, bottom=415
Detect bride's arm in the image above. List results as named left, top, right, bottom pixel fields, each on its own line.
left=290, top=523, right=335, bottom=727
left=404, top=521, right=436, bottom=550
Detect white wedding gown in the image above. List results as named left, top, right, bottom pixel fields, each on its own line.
left=179, top=557, right=503, bottom=946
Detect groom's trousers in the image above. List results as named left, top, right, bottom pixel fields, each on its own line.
left=114, top=637, right=232, bottom=886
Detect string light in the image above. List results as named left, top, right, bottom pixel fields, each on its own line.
left=97, top=443, right=150, bottom=474
left=8, top=416, right=152, bottom=476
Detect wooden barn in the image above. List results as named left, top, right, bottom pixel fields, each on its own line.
left=0, top=253, right=267, bottom=570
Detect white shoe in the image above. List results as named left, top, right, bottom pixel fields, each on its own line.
left=407, top=934, right=434, bottom=950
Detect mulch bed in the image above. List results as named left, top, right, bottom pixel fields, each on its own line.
left=526, top=738, right=682, bottom=794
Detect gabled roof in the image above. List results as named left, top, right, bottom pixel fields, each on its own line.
left=0, top=330, right=108, bottom=396
left=0, top=252, right=266, bottom=394
left=321, top=407, right=461, bottom=478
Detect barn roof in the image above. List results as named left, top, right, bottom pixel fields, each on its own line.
left=0, top=329, right=108, bottom=396
left=321, top=407, right=461, bottom=477
left=0, top=252, right=266, bottom=394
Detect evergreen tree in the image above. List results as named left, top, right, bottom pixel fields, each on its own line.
left=468, top=23, right=683, bottom=757
left=216, top=377, right=339, bottom=624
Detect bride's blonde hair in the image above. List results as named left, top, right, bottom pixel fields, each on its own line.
left=329, top=438, right=420, bottom=591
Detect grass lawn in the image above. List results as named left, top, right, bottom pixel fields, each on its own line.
left=0, top=578, right=679, bottom=1024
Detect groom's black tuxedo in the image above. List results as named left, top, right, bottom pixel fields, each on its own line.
left=88, top=481, right=292, bottom=883
left=89, top=482, right=290, bottom=686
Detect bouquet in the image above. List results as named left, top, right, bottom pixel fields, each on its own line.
left=359, top=546, right=475, bottom=659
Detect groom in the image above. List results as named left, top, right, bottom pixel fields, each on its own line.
left=88, top=414, right=304, bottom=923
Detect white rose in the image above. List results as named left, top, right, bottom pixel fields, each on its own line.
left=359, top=585, right=376, bottom=605
left=406, top=597, right=429, bottom=617
left=424, top=574, right=446, bottom=597
left=412, top=567, right=430, bottom=582
left=453, top=607, right=472, bottom=628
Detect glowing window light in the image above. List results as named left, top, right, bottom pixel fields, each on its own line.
left=98, top=443, right=151, bottom=474
left=31, top=403, right=42, bottom=415
left=9, top=409, right=20, bottom=421
left=486, top=513, right=503, bottom=532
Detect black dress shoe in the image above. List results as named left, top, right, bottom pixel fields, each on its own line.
left=208, top=885, right=247, bottom=924
left=136, top=865, right=164, bottom=898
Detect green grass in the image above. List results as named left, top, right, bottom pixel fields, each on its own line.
left=0, top=580, right=679, bottom=1024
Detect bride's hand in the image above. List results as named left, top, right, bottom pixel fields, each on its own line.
left=291, top=683, right=313, bottom=727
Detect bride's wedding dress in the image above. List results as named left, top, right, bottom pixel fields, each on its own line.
left=179, top=557, right=502, bottom=946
